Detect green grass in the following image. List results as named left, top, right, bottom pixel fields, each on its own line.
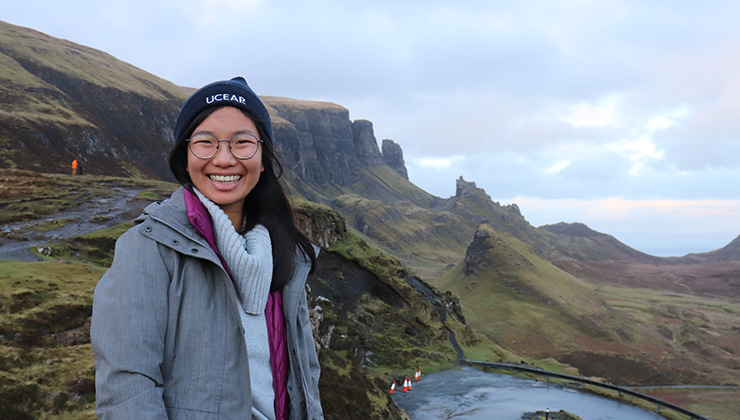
left=134, top=190, right=161, bottom=201
left=328, top=230, right=409, bottom=287
left=434, top=227, right=623, bottom=351
left=321, top=228, right=464, bottom=393
left=329, top=193, right=472, bottom=278
left=37, top=222, right=134, bottom=267
left=33, top=218, right=75, bottom=232
left=0, top=260, right=103, bottom=419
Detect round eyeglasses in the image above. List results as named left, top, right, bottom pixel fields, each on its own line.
left=186, top=133, right=263, bottom=160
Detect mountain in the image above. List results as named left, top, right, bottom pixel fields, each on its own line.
left=1, top=20, right=739, bottom=419
left=538, top=222, right=663, bottom=263
left=437, top=224, right=636, bottom=353
left=683, top=234, right=740, bottom=263
left=0, top=20, right=187, bottom=179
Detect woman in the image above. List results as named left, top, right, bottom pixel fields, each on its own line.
left=91, top=77, right=324, bottom=419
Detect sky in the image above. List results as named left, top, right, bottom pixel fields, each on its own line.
left=4, top=0, right=740, bottom=256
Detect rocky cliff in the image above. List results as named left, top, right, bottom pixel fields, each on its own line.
left=264, top=97, right=408, bottom=187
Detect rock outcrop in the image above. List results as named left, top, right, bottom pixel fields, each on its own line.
left=455, top=176, right=491, bottom=200
left=351, top=119, right=384, bottom=168
left=464, top=224, right=495, bottom=275
left=294, top=200, right=347, bottom=249
left=382, top=139, right=408, bottom=180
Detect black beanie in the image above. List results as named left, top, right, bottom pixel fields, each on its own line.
left=174, top=76, right=273, bottom=144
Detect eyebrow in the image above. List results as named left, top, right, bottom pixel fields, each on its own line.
left=192, top=130, right=259, bottom=137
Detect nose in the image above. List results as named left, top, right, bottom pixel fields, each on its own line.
left=210, top=141, right=237, bottom=166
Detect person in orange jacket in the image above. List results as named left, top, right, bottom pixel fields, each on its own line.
left=71, top=159, right=78, bottom=175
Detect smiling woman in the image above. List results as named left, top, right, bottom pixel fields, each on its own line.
left=91, top=77, right=324, bottom=419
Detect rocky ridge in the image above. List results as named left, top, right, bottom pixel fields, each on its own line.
left=265, top=97, right=408, bottom=188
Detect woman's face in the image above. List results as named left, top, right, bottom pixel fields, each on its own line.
left=186, top=106, right=264, bottom=221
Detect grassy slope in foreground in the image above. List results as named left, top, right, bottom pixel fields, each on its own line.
left=0, top=259, right=102, bottom=419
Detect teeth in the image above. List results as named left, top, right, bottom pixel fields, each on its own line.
left=209, top=174, right=242, bottom=183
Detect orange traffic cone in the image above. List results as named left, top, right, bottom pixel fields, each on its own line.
left=402, top=377, right=409, bottom=392
left=415, top=370, right=421, bottom=381
left=407, top=376, right=412, bottom=391
left=389, top=381, right=396, bottom=394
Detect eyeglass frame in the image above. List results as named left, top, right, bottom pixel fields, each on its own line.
left=186, top=132, right=264, bottom=160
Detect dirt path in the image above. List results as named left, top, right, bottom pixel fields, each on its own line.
left=0, top=187, right=149, bottom=261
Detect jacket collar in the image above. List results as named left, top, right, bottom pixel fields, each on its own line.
left=136, top=188, right=223, bottom=267
left=183, top=188, right=217, bottom=252
left=182, top=187, right=231, bottom=276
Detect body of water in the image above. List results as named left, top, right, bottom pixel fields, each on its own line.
left=393, top=367, right=666, bottom=420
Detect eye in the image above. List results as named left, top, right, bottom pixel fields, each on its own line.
left=232, top=134, right=259, bottom=145
left=190, top=134, right=217, bottom=145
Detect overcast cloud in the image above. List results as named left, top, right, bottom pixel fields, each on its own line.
left=4, top=0, right=740, bottom=256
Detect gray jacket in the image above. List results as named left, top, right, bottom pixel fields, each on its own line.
left=91, top=189, right=323, bottom=419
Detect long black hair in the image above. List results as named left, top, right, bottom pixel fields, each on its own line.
left=169, top=105, right=316, bottom=290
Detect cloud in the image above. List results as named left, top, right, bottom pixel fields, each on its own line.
left=606, top=137, right=664, bottom=176
left=412, top=156, right=465, bottom=169
left=559, top=96, right=620, bottom=128
left=546, top=160, right=571, bottom=174
left=504, top=196, right=740, bottom=256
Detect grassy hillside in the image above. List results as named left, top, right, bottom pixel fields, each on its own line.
left=0, top=21, right=184, bottom=110
left=0, top=170, right=517, bottom=419
left=320, top=174, right=539, bottom=278
left=313, top=229, right=512, bottom=418
left=435, top=225, right=633, bottom=358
